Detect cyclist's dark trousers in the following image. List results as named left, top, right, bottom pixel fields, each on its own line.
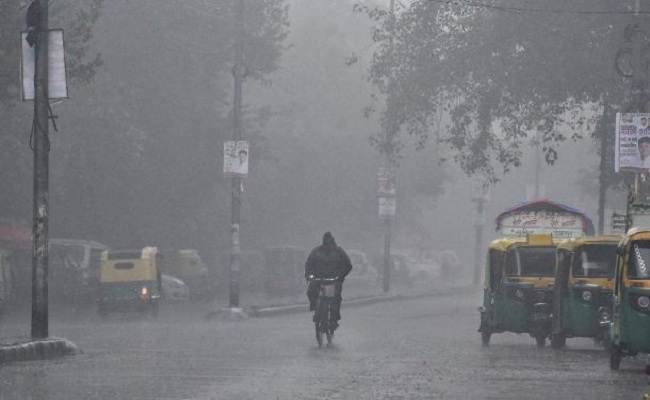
left=307, top=282, right=343, bottom=321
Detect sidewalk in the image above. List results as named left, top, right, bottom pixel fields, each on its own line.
left=0, top=336, right=81, bottom=363
left=209, top=277, right=474, bottom=318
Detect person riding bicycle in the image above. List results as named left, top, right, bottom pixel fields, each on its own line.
left=305, top=231, right=353, bottom=330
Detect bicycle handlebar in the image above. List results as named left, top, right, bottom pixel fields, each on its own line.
left=306, top=275, right=339, bottom=283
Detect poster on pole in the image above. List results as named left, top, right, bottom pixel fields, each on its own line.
left=615, top=112, right=650, bottom=172
left=379, top=197, right=396, bottom=219
left=378, top=167, right=396, bottom=196
left=224, top=141, right=249, bottom=177
left=20, top=29, right=68, bottom=101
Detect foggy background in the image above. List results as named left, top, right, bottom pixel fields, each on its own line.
left=2, top=0, right=621, bottom=276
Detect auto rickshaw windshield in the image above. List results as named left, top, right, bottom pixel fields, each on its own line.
left=572, top=244, right=617, bottom=278
left=505, top=246, right=556, bottom=277
left=628, top=240, right=650, bottom=279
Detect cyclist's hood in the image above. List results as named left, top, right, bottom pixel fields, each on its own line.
left=322, top=231, right=336, bottom=248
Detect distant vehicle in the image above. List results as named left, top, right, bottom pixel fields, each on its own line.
left=9, top=239, right=108, bottom=304
left=347, top=250, right=378, bottom=282
left=159, top=249, right=213, bottom=301
left=161, top=274, right=190, bottom=301
left=49, top=239, right=108, bottom=302
left=97, top=247, right=162, bottom=317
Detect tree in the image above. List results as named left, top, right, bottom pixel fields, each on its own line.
left=359, top=0, right=632, bottom=184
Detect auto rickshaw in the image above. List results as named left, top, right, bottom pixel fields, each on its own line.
left=96, top=247, right=162, bottom=317
left=550, top=236, right=620, bottom=349
left=478, top=234, right=557, bottom=347
left=608, top=228, right=650, bottom=370
left=159, top=249, right=213, bottom=301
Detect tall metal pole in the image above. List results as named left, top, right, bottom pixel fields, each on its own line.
left=473, top=198, right=485, bottom=286
left=382, top=0, right=396, bottom=294
left=32, top=0, right=50, bottom=339
left=229, top=0, right=245, bottom=309
left=382, top=218, right=391, bottom=292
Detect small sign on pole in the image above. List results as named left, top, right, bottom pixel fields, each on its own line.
left=20, top=29, right=68, bottom=101
left=378, top=167, right=397, bottom=196
left=224, top=140, right=249, bottom=177
left=379, top=197, right=396, bottom=219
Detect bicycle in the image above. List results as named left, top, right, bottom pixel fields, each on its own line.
left=307, top=275, right=339, bottom=348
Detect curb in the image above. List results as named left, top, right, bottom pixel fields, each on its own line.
left=248, top=285, right=475, bottom=317
left=0, top=337, right=82, bottom=364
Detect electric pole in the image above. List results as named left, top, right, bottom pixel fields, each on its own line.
left=31, top=0, right=50, bottom=339
left=228, top=0, right=245, bottom=316
left=381, top=0, right=396, bottom=294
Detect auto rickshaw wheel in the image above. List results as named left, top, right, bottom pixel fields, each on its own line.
left=609, top=345, right=622, bottom=370
left=481, top=330, right=491, bottom=347
left=550, top=333, right=566, bottom=349
left=535, top=335, right=546, bottom=348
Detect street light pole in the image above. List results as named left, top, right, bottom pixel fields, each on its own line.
left=471, top=180, right=488, bottom=286
left=228, top=0, right=245, bottom=316
left=31, top=0, right=50, bottom=339
left=381, top=0, right=396, bottom=294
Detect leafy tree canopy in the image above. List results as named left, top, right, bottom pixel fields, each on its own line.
left=359, top=0, right=636, bottom=183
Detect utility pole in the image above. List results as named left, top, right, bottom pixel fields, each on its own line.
left=31, top=0, right=50, bottom=339
left=228, top=0, right=246, bottom=317
left=381, top=0, right=396, bottom=294
left=471, top=180, right=487, bottom=286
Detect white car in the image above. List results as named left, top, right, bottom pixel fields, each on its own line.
left=161, top=274, right=190, bottom=301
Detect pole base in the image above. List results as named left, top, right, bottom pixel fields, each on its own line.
left=205, top=307, right=249, bottom=321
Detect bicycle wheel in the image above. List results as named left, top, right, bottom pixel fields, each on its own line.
left=315, top=322, right=323, bottom=347
left=325, top=302, right=334, bottom=346
left=314, top=299, right=325, bottom=348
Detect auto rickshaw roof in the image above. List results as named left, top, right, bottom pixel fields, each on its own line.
left=556, top=235, right=622, bottom=250
left=488, top=234, right=558, bottom=251
left=104, top=246, right=158, bottom=260
left=620, top=228, right=650, bottom=247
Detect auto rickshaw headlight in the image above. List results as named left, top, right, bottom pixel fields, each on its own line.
left=598, top=307, right=610, bottom=323
left=515, top=289, right=525, bottom=299
left=582, top=291, right=592, bottom=301
left=637, top=295, right=650, bottom=309
left=140, top=286, right=150, bottom=299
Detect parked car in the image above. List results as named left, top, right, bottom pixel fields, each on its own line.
left=161, top=274, right=190, bottom=301
left=347, top=249, right=379, bottom=284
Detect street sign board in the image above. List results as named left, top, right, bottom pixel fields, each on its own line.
left=379, top=197, right=396, bottom=219
left=224, top=141, right=249, bottom=178
left=20, top=29, right=68, bottom=100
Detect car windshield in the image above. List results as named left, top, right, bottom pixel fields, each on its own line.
left=628, top=240, right=650, bottom=279
left=505, top=246, right=556, bottom=277
left=572, top=244, right=617, bottom=278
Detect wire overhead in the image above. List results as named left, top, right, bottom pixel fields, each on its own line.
left=428, top=0, right=650, bottom=15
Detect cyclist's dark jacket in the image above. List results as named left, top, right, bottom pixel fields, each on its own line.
left=304, top=232, right=353, bottom=281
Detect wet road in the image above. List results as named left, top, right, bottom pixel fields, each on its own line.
left=1, top=290, right=648, bottom=399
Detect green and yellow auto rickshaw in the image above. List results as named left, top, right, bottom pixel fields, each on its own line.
left=96, top=247, right=162, bottom=317
left=550, top=235, right=620, bottom=349
left=608, top=228, right=650, bottom=370
left=478, top=234, right=557, bottom=347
